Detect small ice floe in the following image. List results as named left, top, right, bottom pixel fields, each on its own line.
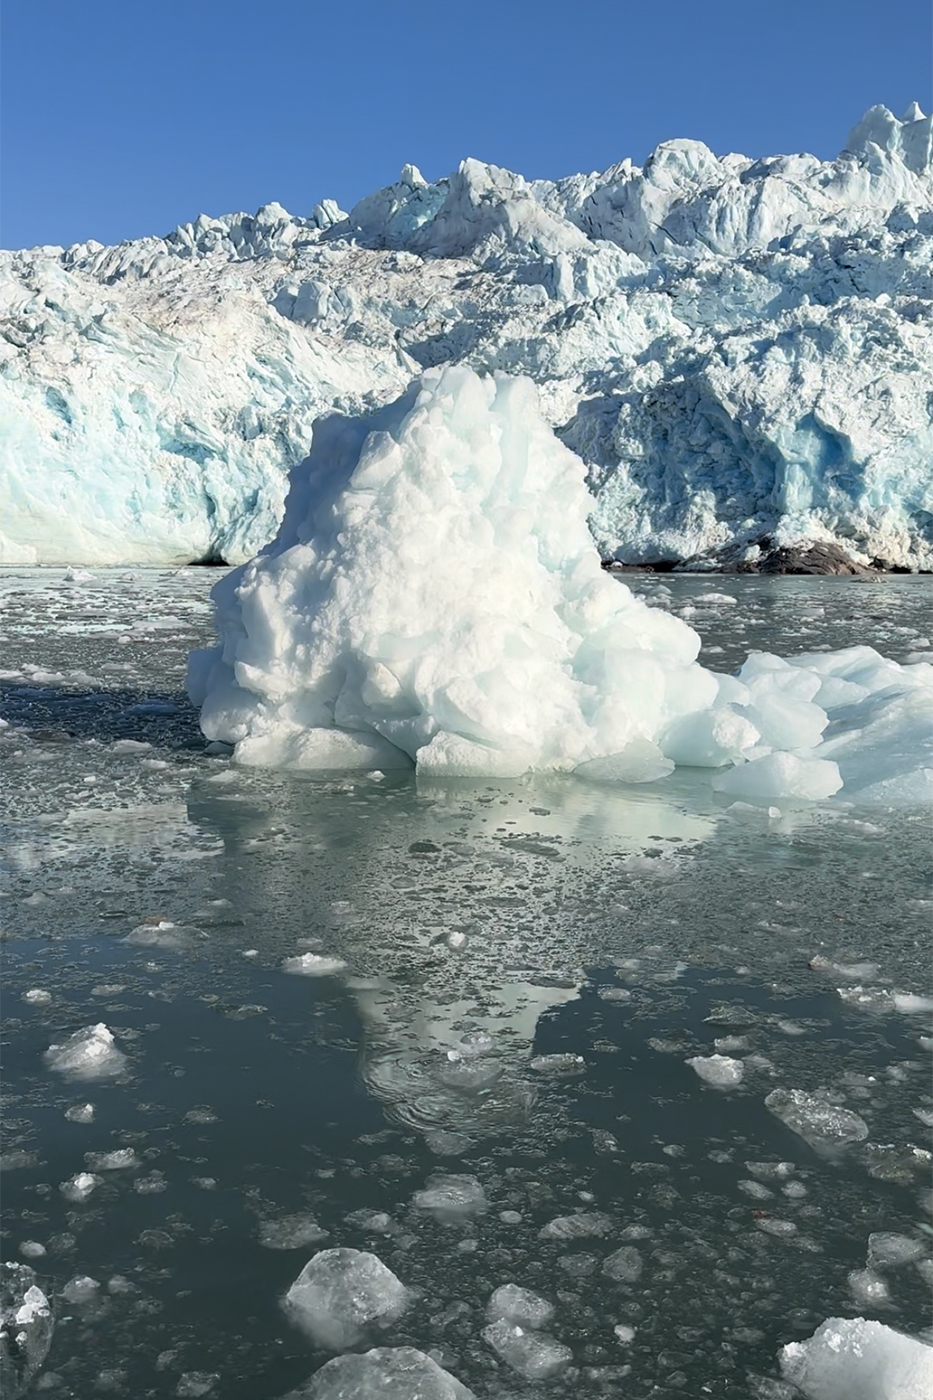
left=175, top=1373, right=219, bottom=1398
left=487, top=1284, right=554, bottom=1329
left=539, top=1212, right=613, bottom=1240
left=298, top=1346, right=475, bottom=1399
left=59, top=1172, right=102, bottom=1202
left=258, top=1213, right=330, bottom=1250
left=765, top=1089, right=868, bottom=1150
left=124, top=920, right=199, bottom=951
left=22, top=990, right=52, bottom=1006
left=614, top=1323, right=637, bottom=1344
left=281, top=953, right=348, bottom=976
left=602, top=1245, right=643, bottom=1282
left=482, top=1319, right=572, bottom=1380
left=63, top=567, right=95, bottom=583
left=424, top=1129, right=472, bottom=1157
left=779, top=1316, right=933, bottom=1399
left=110, top=739, right=151, bottom=755
left=0, top=1263, right=54, bottom=1398
left=529, top=1053, right=585, bottom=1076
left=43, top=1024, right=126, bottom=1081
left=413, top=1174, right=488, bottom=1225
left=809, top=954, right=881, bottom=981
left=18, top=1243, right=45, bottom=1260
left=282, top=1248, right=409, bottom=1350
left=686, top=1053, right=744, bottom=1089
left=867, top=1233, right=927, bottom=1269
left=745, top=1161, right=796, bottom=1182
left=848, top=1268, right=892, bottom=1306
left=85, top=1149, right=137, bottom=1171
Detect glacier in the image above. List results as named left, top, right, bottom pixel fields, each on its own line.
left=189, top=365, right=933, bottom=799
left=1, top=103, right=931, bottom=568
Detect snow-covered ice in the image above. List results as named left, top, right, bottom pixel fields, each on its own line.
left=190, top=366, right=933, bottom=798
left=43, top=1023, right=126, bottom=1080
left=283, top=1249, right=409, bottom=1350
left=294, top=1346, right=476, bottom=1399
left=3, top=104, right=932, bottom=571
left=779, top=1317, right=933, bottom=1400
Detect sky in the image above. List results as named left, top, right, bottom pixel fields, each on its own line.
left=2, top=0, right=931, bottom=250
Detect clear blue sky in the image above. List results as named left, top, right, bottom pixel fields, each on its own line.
left=3, top=0, right=930, bottom=250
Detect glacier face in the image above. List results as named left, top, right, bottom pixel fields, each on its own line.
left=1, top=103, right=931, bottom=568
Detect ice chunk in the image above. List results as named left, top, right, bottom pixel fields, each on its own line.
left=602, top=1245, right=643, bottom=1282
left=59, top=1172, right=102, bottom=1202
left=293, top=1346, right=476, bottom=1399
left=713, top=753, right=843, bottom=803
left=60, top=1275, right=99, bottom=1305
left=43, top=1024, right=126, bottom=1080
left=529, top=1053, right=585, bottom=1076
left=64, top=1103, right=94, bottom=1123
left=85, top=1148, right=138, bottom=1171
left=867, top=1233, right=927, bottom=1269
left=686, top=1053, right=744, bottom=1089
left=283, top=1249, right=409, bottom=1351
left=539, top=1212, right=613, bottom=1240
left=0, top=1264, right=53, bottom=1400
left=22, top=990, right=51, bottom=1006
left=259, top=1214, right=330, bottom=1250
left=482, top=1319, right=572, bottom=1380
left=848, top=1269, right=891, bottom=1306
left=486, top=1284, right=554, bottom=1329
left=779, top=1317, right=933, bottom=1399
left=412, top=1174, right=488, bottom=1225
left=282, top=953, right=348, bottom=977
left=765, top=1089, right=868, bottom=1150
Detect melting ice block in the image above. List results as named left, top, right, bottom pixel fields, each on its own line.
left=292, top=1346, right=476, bottom=1399
left=190, top=368, right=933, bottom=800
left=779, top=1317, right=933, bottom=1399
left=283, top=1249, right=409, bottom=1350
left=43, top=1024, right=126, bottom=1081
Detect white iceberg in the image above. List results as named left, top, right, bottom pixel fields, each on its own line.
left=43, top=1024, right=126, bottom=1081
left=190, top=367, right=933, bottom=800
left=779, top=1317, right=933, bottom=1400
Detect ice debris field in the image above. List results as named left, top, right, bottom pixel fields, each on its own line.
left=2, top=102, right=932, bottom=570
left=190, top=365, right=933, bottom=802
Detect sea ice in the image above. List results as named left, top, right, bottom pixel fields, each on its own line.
left=765, top=1089, right=869, bottom=1149
left=412, top=1174, right=488, bottom=1224
left=779, top=1317, right=933, bottom=1399
left=282, top=953, right=348, bottom=977
left=43, top=1024, right=126, bottom=1080
left=283, top=1249, right=409, bottom=1350
left=602, top=1245, right=644, bottom=1282
left=482, top=1320, right=572, bottom=1380
left=259, top=1214, right=330, bottom=1250
left=867, top=1233, right=927, bottom=1269
left=191, top=367, right=933, bottom=799
left=539, top=1212, right=613, bottom=1240
left=0, top=1264, right=53, bottom=1400
left=291, top=1346, right=476, bottom=1399
left=686, top=1053, right=745, bottom=1088
left=486, top=1284, right=554, bottom=1329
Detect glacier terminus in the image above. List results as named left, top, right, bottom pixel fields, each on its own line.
left=1, top=102, right=931, bottom=570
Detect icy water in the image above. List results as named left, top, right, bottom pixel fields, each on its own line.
left=1, top=568, right=931, bottom=1400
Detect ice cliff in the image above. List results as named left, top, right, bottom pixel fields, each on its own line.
left=1, top=103, right=931, bottom=568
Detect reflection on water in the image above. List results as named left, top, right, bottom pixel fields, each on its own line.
left=1, top=569, right=931, bottom=1399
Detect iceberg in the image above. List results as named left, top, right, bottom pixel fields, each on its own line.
left=189, top=367, right=933, bottom=799
left=1, top=104, right=931, bottom=569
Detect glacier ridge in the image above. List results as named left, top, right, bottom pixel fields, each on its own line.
left=1, top=102, right=931, bottom=568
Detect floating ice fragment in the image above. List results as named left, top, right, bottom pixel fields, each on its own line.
left=85, top=1149, right=137, bottom=1171
left=848, top=1269, right=891, bottom=1306
left=713, top=753, right=843, bottom=803
left=412, top=1174, right=488, bottom=1224
left=809, top=955, right=880, bottom=981
left=686, top=1053, right=744, bottom=1088
left=259, top=1214, right=330, bottom=1250
left=529, top=1053, right=585, bottom=1076
left=60, top=1275, right=99, bottom=1305
left=867, top=1233, right=927, bottom=1269
left=176, top=1374, right=218, bottom=1398
left=894, top=993, right=933, bottom=1015
left=486, top=1284, right=554, bottom=1329
left=296, top=1346, right=476, bottom=1399
left=18, top=1244, right=45, bottom=1260
left=765, top=1089, right=868, bottom=1149
left=613, top=1323, right=637, bottom=1344
left=602, top=1245, right=643, bottom=1282
left=482, top=1320, right=572, bottom=1380
left=44, top=1024, right=126, bottom=1081
left=282, top=953, right=348, bottom=977
left=59, top=1173, right=102, bottom=1202
left=283, top=1249, right=409, bottom=1350
left=0, top=1264, right=53, bottom=1400
left=22, top=990, right=51, bottom=1006
left=779, top=1317, right=933, bottom=1399
left=539, top=1212, right=613, bottom=1240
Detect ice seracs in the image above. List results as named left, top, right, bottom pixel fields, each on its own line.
left=2, top=103, right=931, bottom=570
